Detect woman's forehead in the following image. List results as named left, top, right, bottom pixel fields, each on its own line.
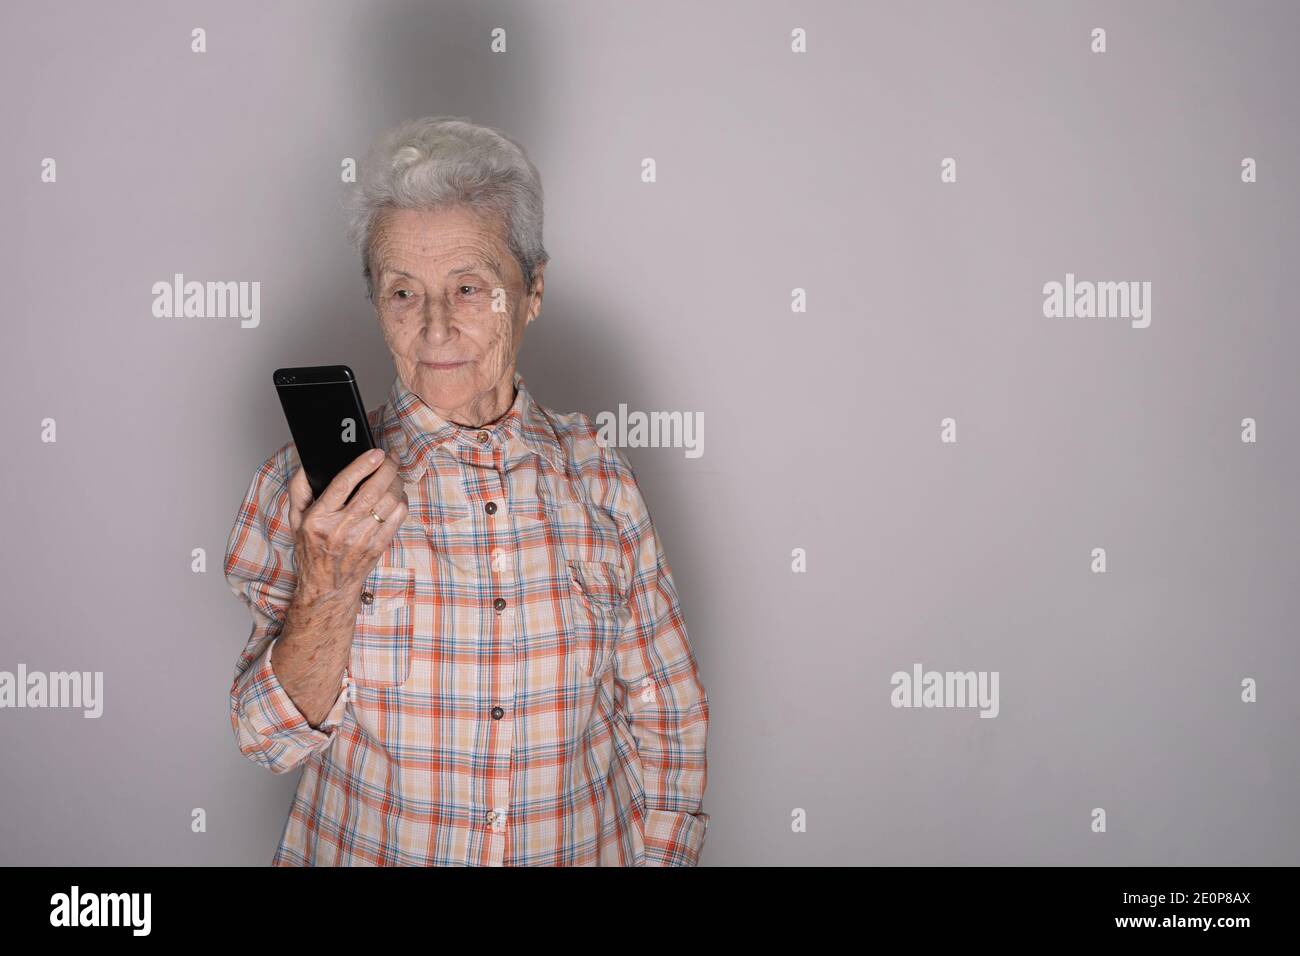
left=371, top=210, right=512, bottom=275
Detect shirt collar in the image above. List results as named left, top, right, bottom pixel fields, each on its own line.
left=381, top=368, right=567, bottom=484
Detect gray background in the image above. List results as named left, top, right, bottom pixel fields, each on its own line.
left=2, top=0, right=1297, bottom=865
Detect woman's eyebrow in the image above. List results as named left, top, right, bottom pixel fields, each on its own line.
left=450, top=258, right=502, bottom=280
left=379, top=260, right=502, bottom=281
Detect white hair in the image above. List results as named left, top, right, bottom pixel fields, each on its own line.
left=344, top=115, right=549, bottom=301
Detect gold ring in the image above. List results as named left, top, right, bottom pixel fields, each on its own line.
left=369, top=508, right=384, bottom=523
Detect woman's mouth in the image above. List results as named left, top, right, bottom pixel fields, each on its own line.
left=422, top=360, right=469, bottom=370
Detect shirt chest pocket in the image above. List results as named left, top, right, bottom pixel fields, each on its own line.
left=566, top=559, right=631, bottom=679
left=351, top=565, right=416, bottom=688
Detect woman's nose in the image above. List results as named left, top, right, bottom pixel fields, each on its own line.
left=420, top=300, right=455, bottom=340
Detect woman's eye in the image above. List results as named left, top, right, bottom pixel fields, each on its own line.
left=458, top=285, right=479, bottom=296
left=394, top=289, right=414, bottom=300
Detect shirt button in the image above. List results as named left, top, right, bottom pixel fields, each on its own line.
left=359, top=591, right=374, bottom=605
left=493, top=597, right=507, bottom=611
left=484, top=501, right=497, bottom=515
left=477, top=431, right=490, bottom=443
left=491, top=706, right=504, bottom=720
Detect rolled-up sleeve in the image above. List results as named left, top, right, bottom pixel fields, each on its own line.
left=224, top=448, right=348, bottom=774
left=609, top=449, right=710, bottom=866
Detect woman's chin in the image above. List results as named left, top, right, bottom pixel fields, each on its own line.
left=412, top=366, right=476, bottom=407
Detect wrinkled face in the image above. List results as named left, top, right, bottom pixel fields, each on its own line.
left=369, top=204, right=543, bottom=425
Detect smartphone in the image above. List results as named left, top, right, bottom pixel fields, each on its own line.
left=273, top=365, right=377, bottom=502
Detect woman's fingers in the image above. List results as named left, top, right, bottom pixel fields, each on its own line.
left=287, top=467, right=313, bottom=532
left=343, top=454, right=401, bottom=520
left=377, top=496, right=409, bottom=533
left=314, top=449, right=386, bottom=514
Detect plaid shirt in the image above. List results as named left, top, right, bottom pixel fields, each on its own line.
left=224, top=369, right=709, bottom=866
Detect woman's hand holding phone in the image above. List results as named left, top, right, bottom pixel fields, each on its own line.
left=287, top=447, right=410, bottom=606
left=269, top=448, right=410, bottom=727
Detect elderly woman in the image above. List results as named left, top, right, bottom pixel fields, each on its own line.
left=223, top=116, right=709, bottom=866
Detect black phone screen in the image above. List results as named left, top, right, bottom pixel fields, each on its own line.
left=272, top=365, right=377, bottom=502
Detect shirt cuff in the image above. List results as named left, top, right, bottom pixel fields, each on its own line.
left=642, top=808, right=709, bottom=866
left=234, top=641, right=349, bottom=754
